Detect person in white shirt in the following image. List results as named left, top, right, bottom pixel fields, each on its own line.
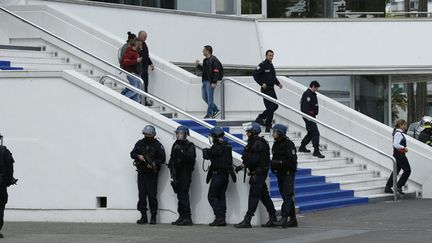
left=385, top=119, right=411, bottom=195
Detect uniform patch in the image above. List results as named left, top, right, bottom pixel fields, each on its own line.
left=292, top=149, right=296, bottom=155
left=265, top=69, right=270, bottom=72
left=307, top=97, right=311, bottom=102
left=256, top=66, right=261, bottom=70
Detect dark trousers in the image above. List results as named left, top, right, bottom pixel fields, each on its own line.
left=0, top=185, right=8, bottom=231
left=301, top=118, right=320, bottom=150
left=208, top=172, right=229, bottom=218
left=386, top=153, right=411, bottom=189
left=141, top=71, right=149, bottom=103
left=277, top=173, right=296, bottom=219
left=246, top=173, right=276, bottom=217
left=137, top=172, right=159, bottom=215
left=258, top=87, right=279, bottom=128
left=176, top=170, right=192, bottom=218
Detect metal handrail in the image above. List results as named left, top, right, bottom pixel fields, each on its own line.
left=100, top=75, right=247, bottom=148
left=221, top=77, right=398, bottom=201
left=0, top=6, right=143, bottom=85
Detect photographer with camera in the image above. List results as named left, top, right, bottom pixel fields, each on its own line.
left=202, top=127, right=236, bottom=227
left=0, top=133, right=17, bottom=238
left=168, top=126, right=196, bottom=226
left=270, top=124, right=298, bottom=228
left=130, top=125, right=166, bottom=225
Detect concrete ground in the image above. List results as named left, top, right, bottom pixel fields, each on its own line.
left=2, top=199, right=432, bottom=243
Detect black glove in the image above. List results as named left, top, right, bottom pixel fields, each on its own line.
left=235, top=164, right=244, bottom=173
left=202, top=148, right=211, bottom=160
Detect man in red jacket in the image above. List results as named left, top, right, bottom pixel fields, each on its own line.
left=121, top=38, right=142, bottom=103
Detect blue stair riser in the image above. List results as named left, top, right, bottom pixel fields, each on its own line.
left=270, top=176, right=325, bottom=188
left=0, top=61, right=11, bottom=66
left=175, top=120, right=217, bottom=127
left=295, top=182, right=341, bottom=194
left=295, top=190, right=355, bottom=203
left=269, top=168, right=311, bottom=177
left=298, top=197, right=368, bottom=212
left=0, top=67, right=24, bottom=70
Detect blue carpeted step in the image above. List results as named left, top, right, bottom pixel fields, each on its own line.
left=175, top=119, right=217, bottom=127
left=0, top=66, right=23, bottom=70
left=297, top=196, right=368, bottom=212
left=295, top=182, right=340, bottom=194
left=270, top=174, right=324, bottom=188
left=295, top=189, right=354, bottom=203
left=269, top=168, right=311, bottom=178
left=0, top=61, right=11, bottom=66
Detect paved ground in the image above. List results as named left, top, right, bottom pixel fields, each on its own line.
left=2, top=199, right=432, bottom=243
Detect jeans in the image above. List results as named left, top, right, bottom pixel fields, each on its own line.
left=121, top=75, right=141, bottom=103
left=202, top=80, right=219, bottom=116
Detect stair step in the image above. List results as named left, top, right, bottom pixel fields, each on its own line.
left=309, top=163, right=363, bottom=175
left=297, top=196, right=368, bottom=212
left=324, top=170, right=377, bottom=182
left=366, top=191, right=417, bottom=203
left=270, top=174, right=324, bottom=187
left=0, top=44, right=42, bottom=51
left=1, top=56, right=67, bottom=64
left=295, top=189, right=354, bottom=203
left=295, top=182, right=340, bottom=194
left=298, top=157, right=350, bottom=167
left=353, top=185, right=387, bottom=197
left=0, top=49, right=55, bottom=58
left=175, top=119, right=217, bottom=127
left=10, top=62, right=79, bottom=70
left=0, top=66, right=23, bottom=70
left=0, top=61, right=11, bottom=66
left=339, top=177, right=388, bottom=189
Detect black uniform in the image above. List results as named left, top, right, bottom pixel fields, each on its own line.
left=138, top=42, right=153, bottom=104
left=243, top=136, right=276, bottom=218
left=300, top=88, right=320, bottom=150
left=130, top=138, right=166, bottom=216
left=204, top=140, right=235, bottom=219
left=271, top=137, right=297, bottom=219
left=253, top=59, right=280, bottom=129
left=168, top=140, right=196, bottom=220
left=386, top=130, right=411, bottom=190
left=418, top=128, right=432, bottom=146
left=0, top=146, right=14, bottom=232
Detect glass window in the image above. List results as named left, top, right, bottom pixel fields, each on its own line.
left=267, top=0, right=326, bottom=18
left=242, top=0, right=262, bottom=15
left=216, top=0, right=237, bottom=15
left=354, top=75, right=389, bottom=124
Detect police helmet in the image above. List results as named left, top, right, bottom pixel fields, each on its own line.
left=142, top=125, right=156, bottom=137
left=210, top=126, right=225, bottom=138
left=175, top=126, right=190, bottom=135
left=272, top=124, right=287, bottom=137
left=243, top=122, right=261, bottom=135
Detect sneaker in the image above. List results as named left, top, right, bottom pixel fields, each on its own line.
left=204, top=114, right=212, bottom=119
left=212, top=110, right=221, bottom=118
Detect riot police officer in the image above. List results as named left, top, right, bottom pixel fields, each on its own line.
left=418, top=121, right=432, bottom=146
left=271, top=124, right=298, bottom=228
left=253, top=50, right=283, bottom=133
left=299, top=80, right=325, bottom=158
left=234, top=122, right=277, bottom=228
left=168, top=126, right=196, bottom=226
left=130, top=125, right=166, bottom=225
left=0, top=134, right=16, bottom=238
left=202, top=127, right=236, bottom=227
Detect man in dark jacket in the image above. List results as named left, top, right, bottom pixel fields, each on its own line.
left=169, top=126, right=196, bottom=226
left=253, top=50, right=283, bottom=133
left=130, top=125, right=166, bottom=225
left=137, top=31, right=155, bottom=106
left=196, top=45, right=223, bottom=119
left=299, top=80, right=325, bottom=158
left=234, top=122, right=277, bottom=229
left=203, top=127, right=236, bottom=227
left=0, top=134, right=16, bottom=238
left=271, top=124, right=298, bottom=228
left=418, top=121, right=432, bottom=146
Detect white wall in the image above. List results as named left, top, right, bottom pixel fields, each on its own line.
left=0, top=70, right=256, bottom=224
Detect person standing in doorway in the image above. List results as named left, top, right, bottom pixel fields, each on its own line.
left=298, top=80, right=325, bottom=159
left=137, top=31, right=155, bottom=106
left=196, top=45, right=223, bottom=119
left=253, top=50, right=283, bottom=133
left=385, top=119, right=411, bottom=195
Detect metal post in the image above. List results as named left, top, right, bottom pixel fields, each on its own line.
left=221, top=80, right=226, bottom=119
left=261, top=0, right=267, bottom=18
left=236, top=0, right=242, bottom=16
left=393, top=158, right=398, bottom=201
left=388, top=75, right=393, bottom=126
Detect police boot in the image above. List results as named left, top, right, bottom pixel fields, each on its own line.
left=171, top=216, right=183, bottom=225
left=285, top=217, right=298, bottom=228
left=209, top=216, right=227, bottom=227
left=150, top=214, right=157, bottom=225
left=261, top=213, right=277, bottom=227
left=136, top=212, right=148, bottom=224
left=255, top=117, right=265, bottom=126
left=313, top=149, right=325, bottom=158
left=234, top=215, right=252, bottom=228
left=274, top=216, right=288, bottom=227
left=177, top=216, right=193, bottom=226
left=298, top=145, right=311, bottom=153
